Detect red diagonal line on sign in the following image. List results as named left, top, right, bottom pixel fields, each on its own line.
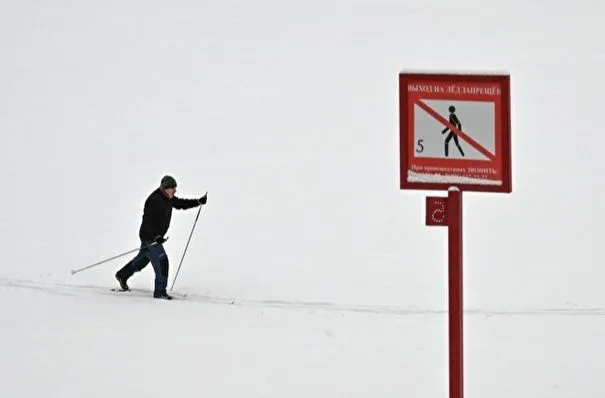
left=415, top=99, right=496, bottom=162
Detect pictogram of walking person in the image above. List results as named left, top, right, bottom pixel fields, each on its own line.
left=442, top=105, right=465, bottom=157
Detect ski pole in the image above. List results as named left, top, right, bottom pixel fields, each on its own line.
left=70, top=239, right=164, bottom=275
left=170, top=196, right=205, bottom=291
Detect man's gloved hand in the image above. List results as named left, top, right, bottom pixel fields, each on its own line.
left=198, top=193, right=208, bottom=205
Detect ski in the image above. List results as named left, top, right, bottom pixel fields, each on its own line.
left=110, top=287, right=187, bottom=300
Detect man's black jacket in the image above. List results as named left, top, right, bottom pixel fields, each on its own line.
left=139, top=188, right=201, bottom=243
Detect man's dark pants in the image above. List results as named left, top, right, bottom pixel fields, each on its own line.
left=116, top=241, right=169, bottom=296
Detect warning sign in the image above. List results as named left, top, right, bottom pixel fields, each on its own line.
left=399, top=72, right=512, bottom=193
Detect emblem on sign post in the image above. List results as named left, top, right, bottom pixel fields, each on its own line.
left=426, top=196, right=448, bottom=226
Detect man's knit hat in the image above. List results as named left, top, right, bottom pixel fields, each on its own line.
left=160, top=175, right=177, bottom=189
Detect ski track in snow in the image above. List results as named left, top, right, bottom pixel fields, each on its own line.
left=1, top=277, right=604, bottom=318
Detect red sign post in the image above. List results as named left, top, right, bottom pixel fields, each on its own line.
left=399, top=71, right=512, bottom=398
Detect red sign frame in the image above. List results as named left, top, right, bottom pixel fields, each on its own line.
left=399, top=71, right=512, bottom=193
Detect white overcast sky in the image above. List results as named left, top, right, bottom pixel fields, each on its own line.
left=1, top=0, right=604, bottom=308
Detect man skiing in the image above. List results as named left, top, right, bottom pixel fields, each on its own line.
left=115, top=175, right=207, bottom=300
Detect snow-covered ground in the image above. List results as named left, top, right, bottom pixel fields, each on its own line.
left=3, top=0, right=605, bottom=397
left=3, top=277, right=604, bottom=398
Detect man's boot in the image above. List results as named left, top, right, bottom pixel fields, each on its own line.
left=115, top=272, right=130, bottom=291
left=153, top=291, right=173, bottom=300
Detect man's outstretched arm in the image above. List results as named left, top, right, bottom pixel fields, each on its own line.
left=171, top=193, right=207, bottom=209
